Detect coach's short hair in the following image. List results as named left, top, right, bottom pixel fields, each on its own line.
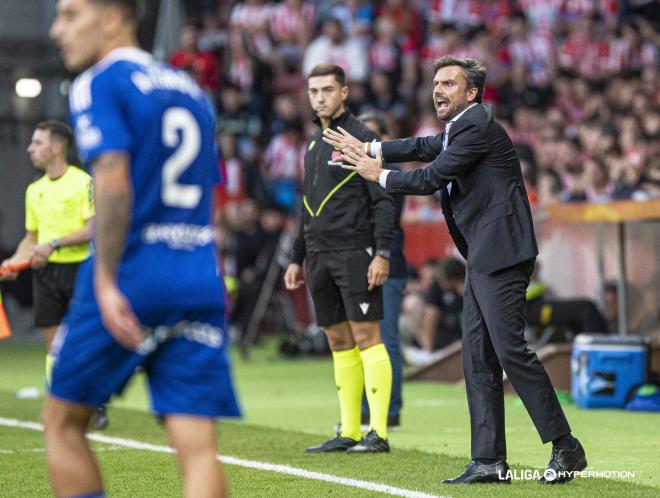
left=307, top=64, right=346, bottom=87
left=91, top=0, right=138, bottom=21
left=36, top=119, right=73, bottom=146
left=433, top=56, right=486, bottom=103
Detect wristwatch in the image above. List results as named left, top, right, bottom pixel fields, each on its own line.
left=375, top=249, right=391, bottom=260
left=49, top=239, right=61, bottom=251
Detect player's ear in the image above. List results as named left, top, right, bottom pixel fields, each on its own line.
left=100, top=3, right=126, bottom=37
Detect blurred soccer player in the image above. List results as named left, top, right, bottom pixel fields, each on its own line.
left=46, top=1, right=240, bottom=497
left=0, top=120, right=94, bottom=393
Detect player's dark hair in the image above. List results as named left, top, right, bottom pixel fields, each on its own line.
left=308, top=63, right=346, bottom=87
left=358, top=111, right=389, bottom=136
left=91, top=0, right=138, bottom=21
left=36, top=120, right=73, bottom=146
left=433, top=56, right=486, bottom=103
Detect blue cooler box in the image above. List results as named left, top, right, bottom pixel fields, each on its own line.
left=571, top=334, right=648, bottom=409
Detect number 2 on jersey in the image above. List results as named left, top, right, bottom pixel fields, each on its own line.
left=161, top=107, right=202, bottom=209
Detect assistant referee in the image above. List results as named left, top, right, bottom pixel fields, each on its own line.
left=1, top=120, right=94, bottom=387
left=284, top=64, right=394, bottom=453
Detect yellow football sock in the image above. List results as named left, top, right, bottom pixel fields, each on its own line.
left=45, top=353, right=54, bottom=389
left=332, top=346, right=364, bottom=441
left=360, top=343, right=392, bottom=439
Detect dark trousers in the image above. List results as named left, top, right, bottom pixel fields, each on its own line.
left=462, top=258, right=571, bottom=461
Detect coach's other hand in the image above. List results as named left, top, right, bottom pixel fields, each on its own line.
left=284, top=263, right=305, bottom=290
left=322, top=126, right=364, bottom=154
left=340, top=147, right=384, bottom=183
left=367, top=255, right=389, bottom=291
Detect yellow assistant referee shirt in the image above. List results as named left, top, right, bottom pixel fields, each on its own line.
left=25, top=166, right=95, bottom=264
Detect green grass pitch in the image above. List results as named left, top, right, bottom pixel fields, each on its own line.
left=0, top=341, right=658, bottom=497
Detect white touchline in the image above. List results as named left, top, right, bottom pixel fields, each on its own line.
left=0, top=417, right=446, bottom=498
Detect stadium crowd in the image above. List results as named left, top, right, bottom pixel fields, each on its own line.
left=171, top=0, right=659, bottom=340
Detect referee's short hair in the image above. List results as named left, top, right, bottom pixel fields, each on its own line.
left=36, top=120, right=73, bottom=146
left=308, top=63, right=346, bottom=87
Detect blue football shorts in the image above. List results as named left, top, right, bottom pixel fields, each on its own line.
left=49, top=304, right=241, bottom=419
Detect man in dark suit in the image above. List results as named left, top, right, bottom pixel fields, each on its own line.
left=323, top=56, right=587, bottom=485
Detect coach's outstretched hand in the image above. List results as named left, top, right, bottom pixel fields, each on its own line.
left=284, top=263, right=305, bottom=290
left=322, top=127, right=364, bottom=154
left=340, top=147, right=384, bottom=183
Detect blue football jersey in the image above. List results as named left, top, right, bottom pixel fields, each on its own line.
left=69, top=47, right=224, bottom=314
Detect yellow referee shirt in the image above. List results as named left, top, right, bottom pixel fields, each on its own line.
left=25, top=166, right=95, bottom=264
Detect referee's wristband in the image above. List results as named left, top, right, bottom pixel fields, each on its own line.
left=49, top=239, right=61, bottom=251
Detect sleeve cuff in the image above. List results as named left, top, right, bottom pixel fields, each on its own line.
left=371, top=141, right=381, bottom=158
left=376, top=237, right=393, bottom=253
left=379, top=169, right=391, bottom=189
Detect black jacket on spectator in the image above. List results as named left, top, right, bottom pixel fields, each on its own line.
left=383, top=104, right=538, bottom=274
left=291, top=111, right=393, bottom=263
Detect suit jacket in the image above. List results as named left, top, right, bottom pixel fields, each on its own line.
left=383, top=104, right=538, bottom=273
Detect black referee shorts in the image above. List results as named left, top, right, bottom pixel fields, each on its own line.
left=305, top=248, right=383, bottom=327
left=32, top=262, right=80, bottom=328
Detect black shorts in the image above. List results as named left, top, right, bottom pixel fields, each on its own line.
left=32, top=262, right=80, bottom=328
left=306, top=248, right=383, bottom=327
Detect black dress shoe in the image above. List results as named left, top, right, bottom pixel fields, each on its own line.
left=346, top=430, right=390, bottom=453
left=305, top=434, right=359, bottom=453
left=442, top=460, right=511, bottom=484
left=539, top=439, right=587, bottom=484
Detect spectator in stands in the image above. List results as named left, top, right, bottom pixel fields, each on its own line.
left=420, top=257, right=465, bottom=351
left=399, top=259, right=439, bottom=360
left=261, top=119, right=304, bottom=214
left=302, top=17, right=368, bottom=82
left=269, top=0, right=314, bottom=70
left=216, top=83, right=262, bottom=140
left=228, top=199, right=268, bottom=338
left=526, top=264, right=609, bottom=337
left=169, top=22, right=219, bottom=92
left=229, top=0, right=272, bottom=58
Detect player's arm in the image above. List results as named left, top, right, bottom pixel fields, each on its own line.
left=0, top=231, right=37, bottom=279
left=92, top=152, right=142, bottom=350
